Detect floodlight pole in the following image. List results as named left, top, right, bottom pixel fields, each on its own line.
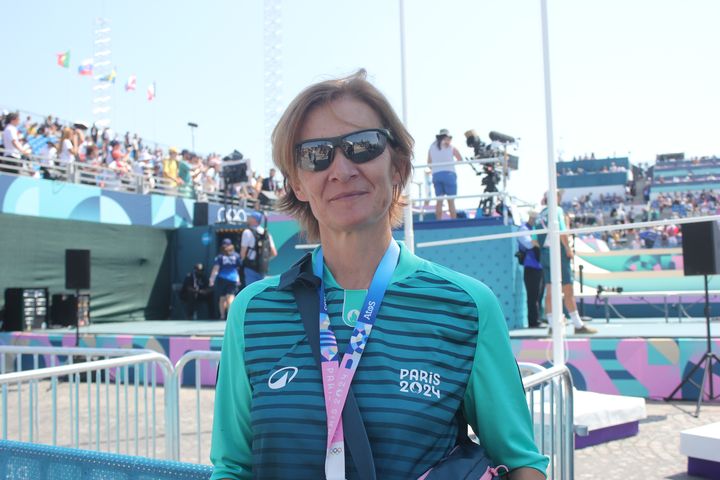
left=187, top=122, right=198, bottom=152
left=540, top=0, right=565, bottom=365
left=399, top=0, right=414, bottom=253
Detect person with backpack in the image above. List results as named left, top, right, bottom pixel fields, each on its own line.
left=240, top=211, right=277, bottom=286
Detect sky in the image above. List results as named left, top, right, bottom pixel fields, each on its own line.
left=2, top=0, right=719, bottom=210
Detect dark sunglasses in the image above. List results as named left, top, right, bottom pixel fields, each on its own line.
left=295, top=128, right=395, bottom=172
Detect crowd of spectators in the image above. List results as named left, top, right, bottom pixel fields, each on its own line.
left=558, top=161, right=628, bottom=176
left=0, top=110, right=281, bottom=203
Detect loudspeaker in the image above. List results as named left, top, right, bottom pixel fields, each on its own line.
left=194, top=202, right=209, bottom=226
left=51, top=294, right=91, bottom=327
left=65, top=249, right=91, bottom=290
left=682, top=221, right=720, bottom=276
left=3, top=288, right=49, bottom=331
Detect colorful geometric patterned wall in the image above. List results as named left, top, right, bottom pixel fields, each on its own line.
left=1, top=331, right=717, bottom=400
left=0, top=174, right=194, bottom=228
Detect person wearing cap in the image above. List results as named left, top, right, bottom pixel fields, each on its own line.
left=162, top=147, right=184, bottom=188
left=517, top=211, right=546, bottom=328
left=427, top=128, right=463, bottom=220
left=240, top=211, right=277, bottom=286
left=209, top=238, right=242, bottom=320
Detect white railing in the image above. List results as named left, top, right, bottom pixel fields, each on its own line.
left=0, top=346, right=176, bottom=460
left=521, top=363, right=575, bottom=480
left=0, top=346, right=576, bottom=475
left=0, top=153, right=262, bottom=209
left=173, top=350, right=221, bottom=463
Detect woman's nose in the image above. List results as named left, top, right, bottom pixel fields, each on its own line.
left=327, top=148, right=359, bottom=182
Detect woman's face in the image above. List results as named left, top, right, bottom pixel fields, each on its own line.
left=293, top=96, right=400, bottom=237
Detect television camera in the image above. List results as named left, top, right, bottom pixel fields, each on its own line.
left=464, top=130, right=519, bottom=216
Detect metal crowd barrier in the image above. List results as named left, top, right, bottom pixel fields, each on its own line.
left=520, top=362, right=574, bottom=480
left=0, top=346, right=176, bottom=460
left=173, top=350, right=221, bottom=464
left=0, top=153, right=257, bottom=208
left=0, top=346, right=575, bottom=478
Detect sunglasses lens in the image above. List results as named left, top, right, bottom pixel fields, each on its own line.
left=343, top=130, right=387, bottom=164
left=297, top=141, right=333, bottom=171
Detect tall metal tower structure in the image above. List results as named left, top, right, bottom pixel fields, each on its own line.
left=263, top=0, right=283, bottom=174
left=92, top=18, right=112, bottom=128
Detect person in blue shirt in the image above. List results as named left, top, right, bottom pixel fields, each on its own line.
left=517, top=211, right=546, bottom=328
left=209, top=238, right=242, bottom=320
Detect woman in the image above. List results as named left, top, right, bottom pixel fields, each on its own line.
left=211, top=71, right=547, bottom=479
left=209, top=238, right=242, bottom=320
left=58, top=127, right=76, bottom=164
left=427, top=129, right=462, bottom=220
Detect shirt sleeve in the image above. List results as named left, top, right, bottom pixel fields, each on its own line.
left=240, top=229, right=254, bottom=249
left=210, top=293, right=254, bottom=479
left=213, top=255, right=221, bottom=267
left=463, top=285, right=549, bottom=477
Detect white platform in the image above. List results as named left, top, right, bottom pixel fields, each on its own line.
left=680, top=422, right=720, bottom=462
left=529, top=388, right=646, bottom=431
left=574, top=390, right=647, bottom=431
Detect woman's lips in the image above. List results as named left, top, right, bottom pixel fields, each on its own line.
left=329, top=191, right=367, bottom=201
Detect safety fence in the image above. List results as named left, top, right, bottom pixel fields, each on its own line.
left=0, top=153, right=259, bottom=209
left=0, top=346, right=573, bottom=477
left=520, top=362, right=575, bottom=480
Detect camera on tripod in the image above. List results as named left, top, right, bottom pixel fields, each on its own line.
left=597, top=285, right=624, bottom=294
left=464, top=130, right=520, bottom=215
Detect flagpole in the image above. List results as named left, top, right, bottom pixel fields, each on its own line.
left=540, top=0, right=565, bottom=366
left=399, top=0, right=415, bottom=253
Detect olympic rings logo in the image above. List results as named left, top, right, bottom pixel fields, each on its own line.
left=217, top=206, right=247, bottom=224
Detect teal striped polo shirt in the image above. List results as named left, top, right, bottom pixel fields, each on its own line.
left=210, top=242, right=548, bottom=479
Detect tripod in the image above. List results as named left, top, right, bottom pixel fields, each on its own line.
left=665, top=274, right=720, bottom=416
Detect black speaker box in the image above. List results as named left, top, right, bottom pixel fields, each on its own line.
left=51, top=294, right=77, bottom=327
left=65, top=249, right=90, bottom=290
left=194, top=202, right=209, bottom=226
left=3, top=288, right=49, bottom=331
left=682, top=221, right=720, bottom=276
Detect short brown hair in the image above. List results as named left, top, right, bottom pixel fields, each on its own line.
left=272, top=69, right=414, bottom=241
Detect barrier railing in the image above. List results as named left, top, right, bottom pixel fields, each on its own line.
left=0, top=153, right=259, bottom=209
left=0, top=346, right=575, bottom=476
left=521, top=363, right=575, bottom=480
left=0, top=347, right=176, bottom=460
left=173, top=350, right=221, bottom=464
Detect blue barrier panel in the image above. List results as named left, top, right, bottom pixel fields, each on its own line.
left=557, top=171, right=628, bottom=188
left=0, top=440, right=212, bottom=480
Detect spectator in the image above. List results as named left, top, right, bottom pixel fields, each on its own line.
left=162, top=147, right=184, bottom=188
left=58, top=127, right=77, bottom=164
left=2, top=113, right=31, bottom=158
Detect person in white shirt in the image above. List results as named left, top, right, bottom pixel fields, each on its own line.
left=240, top=212, right=277, bottom=286
left=2, top=113, right=31, bottom=159
left=58, top=127, right=76, bottom=164
left=427, top=129, right=463, bottom=220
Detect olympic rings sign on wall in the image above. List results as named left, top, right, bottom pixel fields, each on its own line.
left=216, top=206, right=247, bottom=224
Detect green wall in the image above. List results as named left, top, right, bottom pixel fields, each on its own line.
left=0, top=213, right=172, bottom=321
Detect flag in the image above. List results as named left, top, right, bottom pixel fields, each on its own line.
left=78, top=59, right=93, bottom=76
left=56, top=50, right=70, bottom=68
left=125, top=75, right=137, bottom=92
left=99, top=67, right=117, bottom=83
left=147, top=82, right=156, bottom=101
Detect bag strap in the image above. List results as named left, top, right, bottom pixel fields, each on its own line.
left=281, top=254, right=378, bottom=480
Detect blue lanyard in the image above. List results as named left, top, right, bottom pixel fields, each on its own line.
left=313, top=239, right=400, bottom=480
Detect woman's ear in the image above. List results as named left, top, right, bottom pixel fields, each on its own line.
left=292, top=180, right=308, bottom=202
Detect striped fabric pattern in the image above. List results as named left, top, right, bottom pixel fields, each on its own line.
left=244, top=272, right=478, bottom=479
